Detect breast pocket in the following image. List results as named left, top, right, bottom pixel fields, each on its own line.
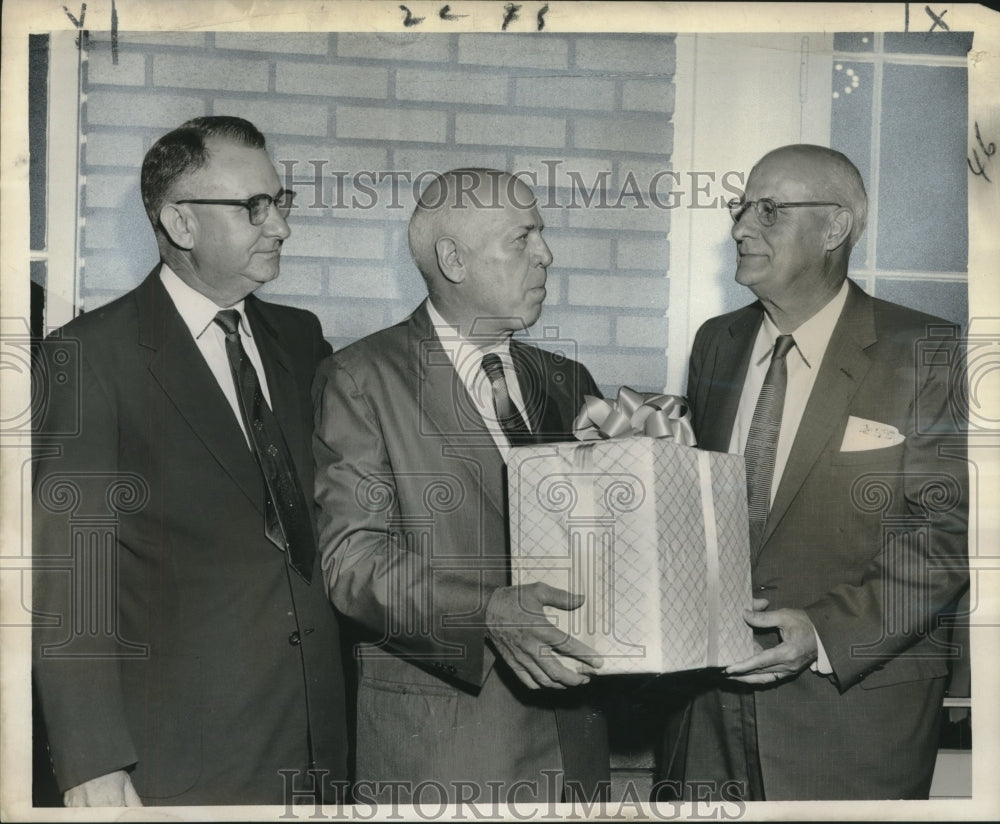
left=830, top=441, right=905, bottom=467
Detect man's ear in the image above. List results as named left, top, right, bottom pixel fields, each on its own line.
left=824, top=208, right=854, bottom=252
left=435, top=236, right=466, bottom=284
left=159, top=203, right=196, bottom=251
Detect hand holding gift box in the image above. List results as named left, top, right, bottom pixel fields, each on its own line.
left=508, top=388, right=755, bottom=675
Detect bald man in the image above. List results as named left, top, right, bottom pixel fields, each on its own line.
left=668, top=145, right=968, bottom=799
left=313, top=169, right=609, bottom=803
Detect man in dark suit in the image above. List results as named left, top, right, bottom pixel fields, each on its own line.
left=32, top=116, right=347, bottom=806
left=672, top=144, right=968, bottom=799
left=313, top=169, right=609, bottom=804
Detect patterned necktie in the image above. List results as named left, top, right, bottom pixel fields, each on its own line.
left=744, top=333, right=796, bottom=552
left=480, top=353, right=536, bottom=447
left=214, top=309, right=316, bottom=583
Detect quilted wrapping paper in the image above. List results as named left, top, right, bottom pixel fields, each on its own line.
left=507, top=437, right=755, bottom=675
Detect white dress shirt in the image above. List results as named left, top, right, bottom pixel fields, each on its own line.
left=159, top=264, right=272, bottom=448
left=727, top=278, right=850, bottom=675
left=426, top=300, right=531, bottom=463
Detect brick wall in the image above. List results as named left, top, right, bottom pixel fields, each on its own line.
left=78, top=31, right=677, bottom=395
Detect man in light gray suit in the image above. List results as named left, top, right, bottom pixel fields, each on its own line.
left=313, top=169, right=609, bottom=804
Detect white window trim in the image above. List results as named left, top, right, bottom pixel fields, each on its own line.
left=40, top=30, right=84, bottom=332
left=666, top=33, right=834, bottom=394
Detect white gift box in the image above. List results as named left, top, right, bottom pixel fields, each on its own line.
left=508, top=437, right=755, bottom=675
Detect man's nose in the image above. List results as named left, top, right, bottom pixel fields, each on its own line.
left=731, top=208, right=755, bottom=242
left=263, top=202, right=291, bottom=240
left=534, top=236, right=553, bottom=267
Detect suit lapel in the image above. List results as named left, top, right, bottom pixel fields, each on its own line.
left=511, top=342, right=569, bottom=441
left=699, top=308, right=762, bottom=452
left=762, top=282, right=877, bottom=547
left=407, top=303, right=507, bottom=520
left=138, top=269, right=265, bottom=513
left=244, top=297, right=309, bottom=492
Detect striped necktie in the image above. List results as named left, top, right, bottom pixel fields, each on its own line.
left=214, top=309, right=316, bottom=583
left=480, top=353, right=536, bottom=447
left=744, top=334, right=795, bottom=552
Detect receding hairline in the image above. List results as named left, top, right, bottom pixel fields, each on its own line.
left=408, top=169, right=541, bottom=282
left=750, top=144, right=868, bottom=244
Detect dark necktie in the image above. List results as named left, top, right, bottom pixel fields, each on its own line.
left=744, top=333, right=796, bottom=552
left=214, top=309, right=316, bottom=583
left=480, top=353, right=536, bottom=447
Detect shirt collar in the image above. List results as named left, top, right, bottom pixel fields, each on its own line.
left=754, top=279, right=850, bottom=368
left=426, top=299, right=512, bottom=385
left=159, top=264, right=251, bottom=340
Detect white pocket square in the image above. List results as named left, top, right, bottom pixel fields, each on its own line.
left=840, top=415, right=905, bottom=451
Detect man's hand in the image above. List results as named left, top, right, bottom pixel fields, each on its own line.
left=63, top=770, right=143, bottom=807
left=485, top=582, right=603, bottom=690
left=723, top=600, right=818, bottom=685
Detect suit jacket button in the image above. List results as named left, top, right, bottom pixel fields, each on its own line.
left=288, top=631, right=301, bottom=646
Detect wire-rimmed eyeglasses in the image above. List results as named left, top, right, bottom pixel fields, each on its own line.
left=727, top=197, right=841, bottom=227
left=175, top=189, right=296, bottom=226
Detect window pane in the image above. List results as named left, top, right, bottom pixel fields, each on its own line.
left=29, top=34, right=49, bottom=252
left=875, top=279, right=967, bottom=326
left=833, top=32, right=874, bottom=52
left=883, top=31, right=974, bottom=56
left=876, top=64, right=967, bottom=272
left=830, top=61, right=874, bottom=270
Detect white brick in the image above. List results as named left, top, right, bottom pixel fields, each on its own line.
left=337, top=33, right=451, bottom=62
left=327, top=265, right=403, bottom=301
left=392, top=148, right=508, bottom=183
left=84, top=174, right=139, bottom=209
left=337, top=105, right=447, bottom=144
left=273, top=143, right=389, bottom=180
left=544, top=234, right=612, bottom=270
left=621, top=79, right=675, bottom=114
left=537, top=309, right=611, bottom=346
left=317, top=300, right=392, bottom=344
left=515, top=76, right=615, bottom=110
left=79, top=251, right=153, bottom=291
left=214, top=32, right=330, bottom=55
left=257, top=261, right=326, bottom=297
left=276, top=62, right=388, bottom=98
left=284, top=221, right=385, bottom=259
left=512, top=155, right=614, bottom=200
left=574, top=115, right=672, bottom=155
left=214, top=97, right=330, bottom=137
left=565, top=203, right=671, bottom=233
left=455, top=113, right=565, bottom=149
left=84, top=132, right=147, bottom=167
left=568, top=274, right=668, bottom=309
left=573, top=36, right=676, bottom=73
left=86, top=52, right=146, bottom=86
left=458, top=34, right=568, bottom=70
left=86, top=91, right=206, bottom=128
left=396, top=67, right=509, bottom=106
left=579, top=351, right=668, bottom=394
left=615, top=314, right=669, bottom=348
left=617, top=236, right=669, bottom=270
left=153, top=54, right=269, bottom=92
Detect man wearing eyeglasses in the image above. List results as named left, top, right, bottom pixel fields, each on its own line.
left=32, top=116, right=348, bottom=805
left=667, top=144, right=968, bottom=799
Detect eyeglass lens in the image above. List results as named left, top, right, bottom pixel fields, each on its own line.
left=248, top=191, right=295, bottom=225
left=728, top=198, right=778, bottom=226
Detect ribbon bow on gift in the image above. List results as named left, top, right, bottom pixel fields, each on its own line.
left=572, top=386, right=696, bottom=446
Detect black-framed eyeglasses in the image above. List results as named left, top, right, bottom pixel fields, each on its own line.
left=727, top=197, right=842, bottom=227
left=175, top=189, right=296, bottom=226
